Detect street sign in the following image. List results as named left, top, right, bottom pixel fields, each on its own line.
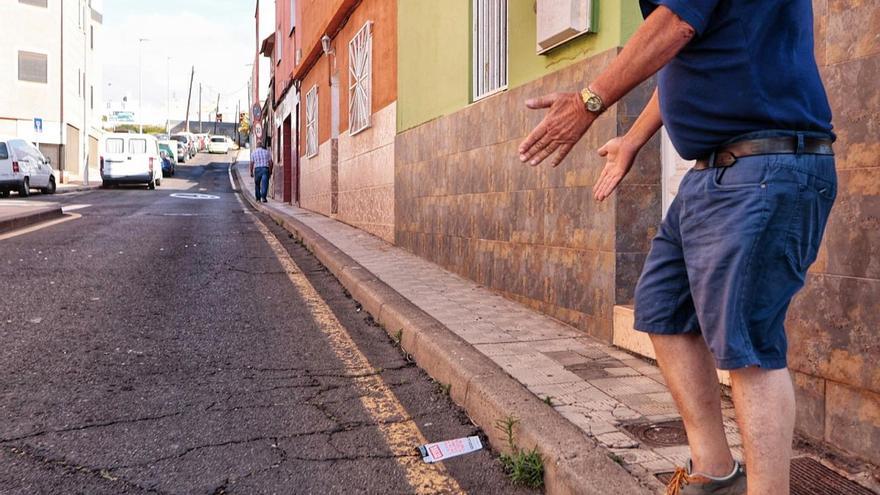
left=254, top=122, right=263, bottom=140
left=34, top=118, right=43, bottom=133
left=252, top=103, right=262, bottom=120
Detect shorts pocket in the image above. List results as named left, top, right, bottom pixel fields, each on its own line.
left=785, top=175, right=836, bottom=272
left=711, top=156, right=769, bottom=190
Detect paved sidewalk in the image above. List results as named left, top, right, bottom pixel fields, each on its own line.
left=0, top=200, right=63, bottom=234
left=231, top=157, right=731, bottom=491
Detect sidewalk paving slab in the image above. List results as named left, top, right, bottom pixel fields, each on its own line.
left=0, top=200, right=63, bottom=234
left=231, top=155, right=866, bottom=494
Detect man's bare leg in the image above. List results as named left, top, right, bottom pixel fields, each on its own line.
left=651, top=333, right=735, bottom=476
left=729, top=367, right=795, bottom=495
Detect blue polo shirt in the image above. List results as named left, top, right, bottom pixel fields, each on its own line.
left=639, top=0, right=833, bottom=160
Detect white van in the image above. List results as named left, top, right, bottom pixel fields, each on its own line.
left=0, top=137, right=56, bottom=197
left=100, top=133, right=162, bottom=189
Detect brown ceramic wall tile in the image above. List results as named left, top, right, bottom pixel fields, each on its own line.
left=793, top=371, right=826, bottom=442
left=824, top=381, right=880, bottom=461
left=821, top=54, right=880, bottom=170
left=826, top=0, right=880, bottom=65
left=616, top=252, right=649, bottom=305
left=787, top=273, right=880, bottom=394
left=820, top=167, right=880, bottom=280
left=615, top=184, right=661, bottom=253
left=813, top=0, right=828, bottom=66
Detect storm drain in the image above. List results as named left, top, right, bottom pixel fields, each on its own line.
left=621, top=419, right=688, bottom=448
left=656, top=457, right=876, bottom=494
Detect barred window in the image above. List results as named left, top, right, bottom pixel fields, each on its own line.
left=472, top=0, right=507, bottom=101
left=305, top=85, right=318, bottom=158
left=18, top=51, right=48, bottom=83
left=348, top=21, right=372, bottom=135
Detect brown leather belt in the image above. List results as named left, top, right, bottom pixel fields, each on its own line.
left=694, top=136, right=834, bottom=170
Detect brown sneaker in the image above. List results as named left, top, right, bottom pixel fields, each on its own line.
left=665, top=460, right=747, bottom=495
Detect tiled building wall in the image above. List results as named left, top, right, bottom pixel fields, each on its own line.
left=396, top=49, right=658, bottom=342
left=785, top=0, right=880, bottom=462
left=300, top=139, right=335, bottom=216
left=337, top=102, right=396, bottom=242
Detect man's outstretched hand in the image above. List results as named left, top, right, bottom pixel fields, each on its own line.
left=518, top=92, right=596, bottom=168
left=593, top=137, right=638, bottom=202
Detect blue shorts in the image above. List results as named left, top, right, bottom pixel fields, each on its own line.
left=634, top=133, right=837, bottom=370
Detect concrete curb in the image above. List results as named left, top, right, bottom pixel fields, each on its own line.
left=231, top=164, right=653, bottom=495
left=56, top=184, right=101, bottom=195
left=0, top=203, right=64, bottom=235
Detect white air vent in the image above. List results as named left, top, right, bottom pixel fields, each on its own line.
left=536, top=0, right=594, bottom=54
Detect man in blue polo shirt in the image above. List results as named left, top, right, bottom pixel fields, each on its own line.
left=520, top=1, right=834, bottom=494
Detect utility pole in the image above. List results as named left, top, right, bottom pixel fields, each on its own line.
left=198, top=83, right=202, bottom=133
left=137, top=38, right=150, bottom=134
left=165, top=57, right=171, bottom=134
left=213, top=93, right=220, bottom=134
left=236, top=100, right=240, bottom=145
left=184, top=66, right=194, bottom=133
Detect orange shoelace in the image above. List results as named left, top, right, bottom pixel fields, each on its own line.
left=665, top=467, right=692, bottom=495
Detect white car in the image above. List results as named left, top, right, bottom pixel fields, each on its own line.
left=100, top=133, right=163, bottom=189
left=208, top=135, right=229, bottom=154
left=0, top=137, right=56, bottom=197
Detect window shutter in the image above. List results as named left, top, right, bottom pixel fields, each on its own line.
left=306, top=86, right=319, bottom=158
left=348, top=21, right=372, bottom=135
left=472, top=0, right=508, bottom=101
left=19, top=51, right=48, bottom=83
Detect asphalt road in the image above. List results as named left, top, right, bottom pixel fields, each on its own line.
left=0, top=153, right=536, bottom=494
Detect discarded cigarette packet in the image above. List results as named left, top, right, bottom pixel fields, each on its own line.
left=418, top=436, right=483, bottom=463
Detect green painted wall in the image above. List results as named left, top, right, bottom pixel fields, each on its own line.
left=397, top=0, right=471, bottom=134
left=398, top=0, right=644, bottom=132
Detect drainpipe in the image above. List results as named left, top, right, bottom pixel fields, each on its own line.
left=59, top=0, right=65, bottom=181
left=294, top=79, right=301, bottom=206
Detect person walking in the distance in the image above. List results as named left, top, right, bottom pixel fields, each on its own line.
left=250, top=141, right=272, bottom=203
left=519, top=1, right=835, bottom=494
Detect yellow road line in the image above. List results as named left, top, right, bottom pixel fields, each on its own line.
left=244, top=203, right=466, bottom=495
left=0, top=213, right=81, bottom=241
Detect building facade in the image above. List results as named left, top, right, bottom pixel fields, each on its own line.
left=258, top=0, right=878, bottom=462
left=0, top=0, right=103, bottom=183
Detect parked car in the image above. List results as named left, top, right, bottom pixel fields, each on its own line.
left=158, top=140, right=179, bottom=163
left=208, top=135, right=229, bottom=154
left=158, top=141, right=177, bottom=177
left=170, top=133, right=196, bottom=159
left=175, top=141, right=187, bottom=163
left=100, top=133, right=163, bottom=189
left=0, top=137, right=56, bottom=197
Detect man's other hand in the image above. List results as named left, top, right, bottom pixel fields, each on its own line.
left=593, top=137, right=638, bottom=202
left=518, top=92, right=595, bottom=167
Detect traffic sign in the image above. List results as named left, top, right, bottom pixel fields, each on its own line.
left=252, top=103, right=262, bottom=120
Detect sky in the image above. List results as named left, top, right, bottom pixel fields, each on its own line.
left=101, top=0, right=273, bottom=127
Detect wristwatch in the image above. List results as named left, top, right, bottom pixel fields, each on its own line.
left=580, top=87, right=605, bottom=115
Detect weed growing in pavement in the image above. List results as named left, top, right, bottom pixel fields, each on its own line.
left=543, top=396, right=553, bottom=406
left=495, top=416, right=544, bottom=488
left=393, top=329, right=403, bottom=348
left=435, top=381, right=451, bottom=396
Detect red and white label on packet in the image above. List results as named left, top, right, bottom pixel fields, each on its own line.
left=418, top=436, right=483, bottom=463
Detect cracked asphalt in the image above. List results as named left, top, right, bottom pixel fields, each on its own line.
left=0, top=154, right=537, bottom=495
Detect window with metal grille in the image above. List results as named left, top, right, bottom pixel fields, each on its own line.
left=19, top=0, right=48, bottom=7
left=18, top=51, right=48, bottom=83
left=348, top=21, right=372, bottom=135
left=289, top=0, right=296, bottom=33
left=305, top=85, right=318, bottom=158
left=472, top=0, right=508, bottom=101
left=105, top=138, right=124, bottom=154
left=130, top=139, right=147, bottom=154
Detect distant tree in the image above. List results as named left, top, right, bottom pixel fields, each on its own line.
left=111, top=124, right=166, bottom=135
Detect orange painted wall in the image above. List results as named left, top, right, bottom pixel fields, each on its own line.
left=274, top=0, right=299, bottom=103
left=298, top=0, right=397, bottom=153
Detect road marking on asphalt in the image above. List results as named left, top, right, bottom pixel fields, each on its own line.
left=0, top=213, right=81, bottom=241
left=62, top=204, right=92, bottom=212
left=169, top=193, right=219, bottom=200
left=243, top=199, right=466, bottom=495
